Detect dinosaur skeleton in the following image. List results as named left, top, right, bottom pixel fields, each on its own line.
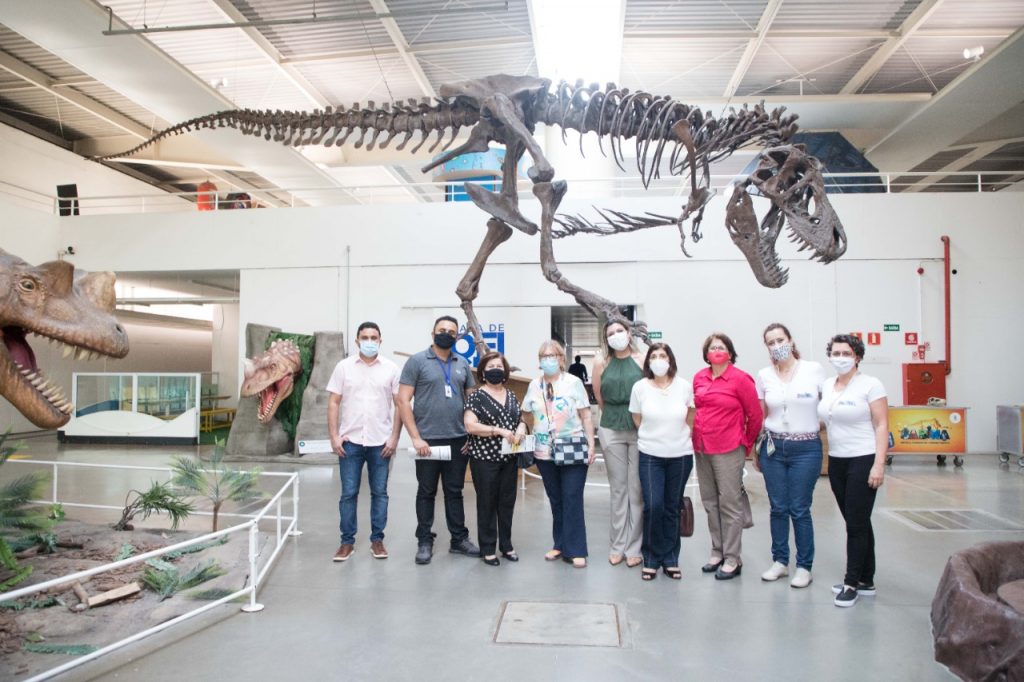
left=100, top=74, right=847, bottom=349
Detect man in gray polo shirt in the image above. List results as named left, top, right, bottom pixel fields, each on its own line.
left=397, top=315, right=480, bottom=564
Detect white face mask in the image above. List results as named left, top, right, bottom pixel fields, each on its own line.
left=607, top=331, right=630, bottom=352
left=769, top=343, right=792, bottom=363
left=830, top=356, right=856, bottom=374
left=649, top=359, right=670, bottom=377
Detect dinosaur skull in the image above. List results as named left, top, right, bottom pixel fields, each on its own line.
left=239, top=339, right=302, bottom=423
left=0, top=249, right=130, bottom=429
left=725, top=144, right=848, bottom=288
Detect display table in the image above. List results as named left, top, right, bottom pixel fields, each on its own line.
left=887, top=406, right=968, bottom=467
left=996, top=405, right=1024, bottom=468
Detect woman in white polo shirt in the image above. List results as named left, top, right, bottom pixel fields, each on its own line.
left=755, top=323, right=826, bottom=589
left=628, top=343, right=694, bottom=581
left=818, top=333, right=888, bottom=608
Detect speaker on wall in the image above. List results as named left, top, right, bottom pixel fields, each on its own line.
left=56, top=183, right=79, bottom=217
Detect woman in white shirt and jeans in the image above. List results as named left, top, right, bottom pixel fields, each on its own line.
left=755, top=323, right=825, bottom=589
left=817, top=333, right=888, bottom=608
left=629, top=343, right=694, bottom=581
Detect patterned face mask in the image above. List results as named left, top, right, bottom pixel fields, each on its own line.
left=769, top=343, right=792, bottom=362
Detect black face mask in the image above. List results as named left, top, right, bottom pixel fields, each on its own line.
left=483, top=368, right=506, bottom=385
left=433, top=332, right=456, bottom=350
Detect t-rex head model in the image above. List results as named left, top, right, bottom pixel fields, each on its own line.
left=239, top=339, right=301, bottom=423
left=725, top=145, right=848, bottom=287
left=0, top=249, right=130, bottom=429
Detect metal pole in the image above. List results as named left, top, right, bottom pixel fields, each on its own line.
left=288, top=473, right=303, bottom=536
left=241, top=523, right=264, bottom=612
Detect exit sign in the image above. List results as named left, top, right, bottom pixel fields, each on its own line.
left=884, top=324, right=900, bottom=332
left=647, top=331, right=663, bottom=340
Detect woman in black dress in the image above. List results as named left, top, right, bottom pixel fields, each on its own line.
left=464, top=351, right=527, bottom=566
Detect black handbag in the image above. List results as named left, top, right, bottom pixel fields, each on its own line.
left=679, top=496, right=694, bottom=537
left=551, top=436, right=588, bottom=466
left=516, top=450, right=535, bottom=469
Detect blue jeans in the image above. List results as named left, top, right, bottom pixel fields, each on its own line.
left=639, top=453, right=692, bottom=569
left=535, top=459, right=589, bottom=558
left=759, top=437, right=822, bottom=569
left=338, top=441, right=390, bottom=545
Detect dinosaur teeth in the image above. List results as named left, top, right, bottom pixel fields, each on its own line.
left=76, top=348, right=89, bottom=361
left=63, top=345, right=74, bottom=358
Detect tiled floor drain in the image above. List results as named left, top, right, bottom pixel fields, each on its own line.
left=495, top=601, right=621, bottom=647
left=887, top=508, right=1024, bottom=531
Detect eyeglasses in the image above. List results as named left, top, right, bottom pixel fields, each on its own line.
left=708, top=345, right=728, bottom=352
left=539, top=354, right=559, bottom=360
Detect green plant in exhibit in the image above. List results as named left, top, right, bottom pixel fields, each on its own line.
left=170, top=444, right=262, bottom=531
left=113, top=481, right=193, bottom=531
left=0, top=429, right=50, bottom=591
left=141, top=559, right=226, bottom=601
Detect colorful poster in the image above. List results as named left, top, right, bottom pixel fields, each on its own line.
left=888, top=407, right=966, bottom=454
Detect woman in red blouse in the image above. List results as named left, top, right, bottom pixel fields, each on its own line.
left=692, top=333, right=763, bottom=580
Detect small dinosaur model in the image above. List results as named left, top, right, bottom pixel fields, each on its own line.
left=0, top=249, right=129, bottom=428
left=239, top=338, right=302, bottom=423
left=101, top=74, right=846, bottom=348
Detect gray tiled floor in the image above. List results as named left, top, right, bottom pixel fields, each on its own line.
left=13, top=437, right=1024, bottom=681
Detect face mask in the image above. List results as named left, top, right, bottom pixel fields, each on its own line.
left=539, top=357, right=560, bottom=376
left=830, top=356, right=856, bottom=374
left=607, top=331, right=630, bottom=352
left=359, top=341, right=379, bottom=357
left=649, top=359, right=670, bottom=377
left=769, top=343, right=792, bottom=363
left=433, top=332, right=456, bottom=350
left=484, top=368, right=506, bottom=385
left=707, top=350, right=730, bottom=365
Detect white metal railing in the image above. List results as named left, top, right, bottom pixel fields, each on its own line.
left=10, top=171, right=1023, bottom=216
left=0, top=459, right=301, bottom=682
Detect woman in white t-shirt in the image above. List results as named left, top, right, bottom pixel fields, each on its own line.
left=817, top=333, right=888, bottom=608
left=628, top=343, right=694, bottom=581
left=755, top=323, right=826, bottom=589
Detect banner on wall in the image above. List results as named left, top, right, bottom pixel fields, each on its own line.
left=455, top=322, right=505, bottom=368
left=887, top=406, right=967, bottom=454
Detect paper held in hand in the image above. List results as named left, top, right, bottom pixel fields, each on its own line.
left=405, top=445, right=452, bottom=460
left=501, top=434, right=536, bottom=454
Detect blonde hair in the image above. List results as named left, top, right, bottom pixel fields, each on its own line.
left=537, top=339, right=567, bottom=371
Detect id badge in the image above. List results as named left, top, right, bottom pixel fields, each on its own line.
left=444, top=385, right=453, bottom=399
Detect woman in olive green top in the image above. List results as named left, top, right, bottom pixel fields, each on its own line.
left=592, top=319, right=645, bottom=567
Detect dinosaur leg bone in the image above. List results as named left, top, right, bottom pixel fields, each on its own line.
left=481, top=93, right=554, bottom=183
left=455, top=218, right=514, bottom=360
left=464, top=140, right=538, bottom=236
left=534, top=181, right=648, bottom=340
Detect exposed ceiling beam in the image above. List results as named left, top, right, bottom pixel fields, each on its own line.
left=0, top=109, right=73, bottom=149
left=902, top=139, right=1008, bottom=192
left=367, top=0, right=437, bottom=99
left=945, top=135, right=1024, bottom=152
left=723, top=0, right=784, bottom=97
left=0, top=50, right=152, bottom=139
left=626, top=27, right=1011, bottom=40
left=205, top=0, right=330, bottom=109
left=839, top=0, right=945, bottom=95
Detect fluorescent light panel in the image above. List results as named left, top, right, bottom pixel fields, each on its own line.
left=529, top=0, right=626, bottom=85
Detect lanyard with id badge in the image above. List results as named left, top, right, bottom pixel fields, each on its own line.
left=436, top=355, right=455, bottom=398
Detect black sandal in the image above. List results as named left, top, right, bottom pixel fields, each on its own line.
left=642, top=569, right=657, bottom=581
left=663, top=567, right=682, bottom=580
left=501, top=551, right=519, bottom=562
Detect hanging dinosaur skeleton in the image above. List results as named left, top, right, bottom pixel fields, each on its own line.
left=100, top=74, right=847, bottom=346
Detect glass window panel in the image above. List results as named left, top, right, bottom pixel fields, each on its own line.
left=75, top=375, right=130, bottom=417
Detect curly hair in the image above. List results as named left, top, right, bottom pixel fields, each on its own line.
left=826, top=333, right=866, bottom=360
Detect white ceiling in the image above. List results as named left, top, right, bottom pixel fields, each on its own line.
left=1, top=0, right=1023, bottom=203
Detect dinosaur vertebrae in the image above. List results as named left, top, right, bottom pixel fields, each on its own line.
left=96, top=79, right=800, bottom=185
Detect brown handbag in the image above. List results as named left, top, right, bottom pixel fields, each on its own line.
left=741, top=487, right=755, bottom=529
left=679, top=496, right=694, bottom=537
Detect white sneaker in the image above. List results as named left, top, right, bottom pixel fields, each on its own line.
left=760, top=561, right=789, bottom=581
left=790, top=567, right=812, bottom=588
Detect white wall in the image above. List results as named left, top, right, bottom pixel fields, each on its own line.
left=211, top=303, right=239, bottom=408
left=1, top=189, right=1022, bottom=450
left=0, top=124, right=189, bottom=215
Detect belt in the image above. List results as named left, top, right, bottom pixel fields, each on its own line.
left=768, top=431, right=820, bottom=442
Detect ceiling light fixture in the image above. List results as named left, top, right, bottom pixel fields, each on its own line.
left=962, top=46, right=984, bottom=61
left=529, top=0, right=625, bottom=84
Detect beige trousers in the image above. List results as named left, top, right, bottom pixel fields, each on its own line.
left=601, top=427, right=643, bottom=558
left=695, top=447, right=746, bottom=565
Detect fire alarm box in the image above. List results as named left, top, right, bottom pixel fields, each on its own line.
left=903, top=363, right=947, bottom=405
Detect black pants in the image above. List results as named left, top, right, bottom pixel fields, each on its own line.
left=470, top=456, right=517, bottom=556
left=828, top=454, right=877, bottom=586
left=415, top=437, right=470, bottom=546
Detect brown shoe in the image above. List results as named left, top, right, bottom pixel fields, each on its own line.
left=333, top=544, right=354, bottom=562
left=370, top=541, right=388, bottom=559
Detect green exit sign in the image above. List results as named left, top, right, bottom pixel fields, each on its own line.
left=647, top=331, right=663, bottom=340
left=884, top=324, right=900, bottom=332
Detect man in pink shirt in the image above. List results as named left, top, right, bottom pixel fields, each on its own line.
left=327, top=322, right=402, bottom=562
